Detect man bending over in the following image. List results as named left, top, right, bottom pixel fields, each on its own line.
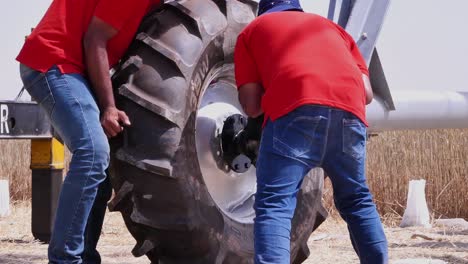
left=17, top=0, right=160, bottom=262
left=234, top=0, right=388, bottom=263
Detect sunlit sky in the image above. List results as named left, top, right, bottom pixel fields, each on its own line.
left=1, top=0, right=468, bottom=100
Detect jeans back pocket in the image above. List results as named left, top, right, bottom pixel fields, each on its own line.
left=342, top=118, right=366, bottom=160
left=22, top=70, right=56, bottom=116
left=273, top=115, right=323, bottom=159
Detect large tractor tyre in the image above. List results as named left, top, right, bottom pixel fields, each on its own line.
left=108, top=0, right=328, bottom=263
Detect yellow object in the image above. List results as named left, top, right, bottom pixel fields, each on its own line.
left=31, top=138, right=65, bottom=169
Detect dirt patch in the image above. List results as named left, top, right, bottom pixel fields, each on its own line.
left=305, top=218, right=468, bottom=264
left=0, top=201, right=142, bottom=264
left=1, top=202, right=467, bottom=263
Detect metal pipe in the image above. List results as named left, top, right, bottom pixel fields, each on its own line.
left=327, top=0, right=338, bottom=21
left=338, top=0, right=353, bottom=27
left=368, top=90, right=468, bottom=132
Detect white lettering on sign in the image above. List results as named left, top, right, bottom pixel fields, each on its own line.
left=0, top=104, right=9, bottom=134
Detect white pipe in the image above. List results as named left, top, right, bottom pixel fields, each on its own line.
left=0, top=180, right=10, bottom=217
left=367, top=90, right=468, bottom=132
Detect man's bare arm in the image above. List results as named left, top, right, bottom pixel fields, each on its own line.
left=84, top=16, right=130, bottom=137
left=238, top=83, right=264, bottom=118
left=362, top=74, right=373, bottom=105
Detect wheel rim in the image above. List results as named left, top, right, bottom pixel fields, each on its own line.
left=195, top=64, right=256, bottom=224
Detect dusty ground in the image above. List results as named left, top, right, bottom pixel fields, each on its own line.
left=1, top=202, right=467, bottom=264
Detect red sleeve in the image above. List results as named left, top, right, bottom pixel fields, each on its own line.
left=234, top=32, right=261, bottom=88
left=94, top=0, right=149, bottom=31
left=349, top=38, right=369, bottom=76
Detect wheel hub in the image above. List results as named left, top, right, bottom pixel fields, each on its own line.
left=195, top=79, right=256, bottom=223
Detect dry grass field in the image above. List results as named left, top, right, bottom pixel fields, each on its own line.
left=0, top=140, right=30, bottom=200
left=367, top=129, right=468, bottom=219
left=0, top=129, right=467, bottom=263
left=0, top=202, right=466, bottom=263
left=3, top=129, right=466, bottom=218
left=322, top=129, right=467, bottom=220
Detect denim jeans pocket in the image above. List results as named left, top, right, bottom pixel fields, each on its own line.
left=342, top=118, right=366, bottom=160
left=26, top=75, right=56, bottom=116
left=273, top=115, right=322, bottom=158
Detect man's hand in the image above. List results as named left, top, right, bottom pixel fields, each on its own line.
left=101, top=107, right=131, bottom=137
left=84, top=16, right=123, bottom=138
left=85, top=17, right=129, bottom=137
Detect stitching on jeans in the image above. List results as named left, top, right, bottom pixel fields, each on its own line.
left=342, top=120, right=365, bottom=160
left=22, top=72, right=45, bottom=92
left=280, top=116, right=322, bottom=139
left=318, top=108, right=331, bottom=166
left=343, top=118, right=361, bottom=126
left=272, top=138, right=310, bottom=166
left=20, top=64, right=46, bottom=91
left=43, top=73, right=56, bottom=116
left=59, top=75, right=97, bottom=255
left=273, top=116, right=322, bottom=160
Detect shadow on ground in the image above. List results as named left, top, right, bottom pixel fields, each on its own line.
left=0, top=238, right=41, bottom=244
left=436, top=255, right=468, bottom=264
left=0, top=254, right=45, bottom=264
left=436, top=229, right=468, bottom=236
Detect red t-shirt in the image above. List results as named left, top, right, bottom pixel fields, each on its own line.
left=17, top=0, right=160, bottom=74
left=235, top=12, right=369, bottom=125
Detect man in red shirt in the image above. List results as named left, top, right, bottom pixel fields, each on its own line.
left=17, top=0, right=160, bottom=262
left=234, top=0, right=388, bottom=263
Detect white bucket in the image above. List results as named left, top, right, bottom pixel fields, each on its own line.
left=0, top=180, right=10, bottom=217
left=400, top=179, right=431, bottom=228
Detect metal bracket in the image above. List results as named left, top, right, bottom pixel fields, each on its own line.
left=328, top=0, right=395, bottom=110
left=0, top=101, right=52, bottom=139
left=0, top=100, right=58, bottom=242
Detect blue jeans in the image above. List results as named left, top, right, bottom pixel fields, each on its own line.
left=20, top=64, right=112, bottom=264
left=255, top=105, right=388, bottom=264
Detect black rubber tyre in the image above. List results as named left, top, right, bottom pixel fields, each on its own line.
left=109, top=1, right=328, bottom=263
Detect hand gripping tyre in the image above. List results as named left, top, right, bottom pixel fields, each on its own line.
left=109, top=0, right=328, bottom=263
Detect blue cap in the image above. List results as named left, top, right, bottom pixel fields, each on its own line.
left=258, top=0, right=303, bottom=16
